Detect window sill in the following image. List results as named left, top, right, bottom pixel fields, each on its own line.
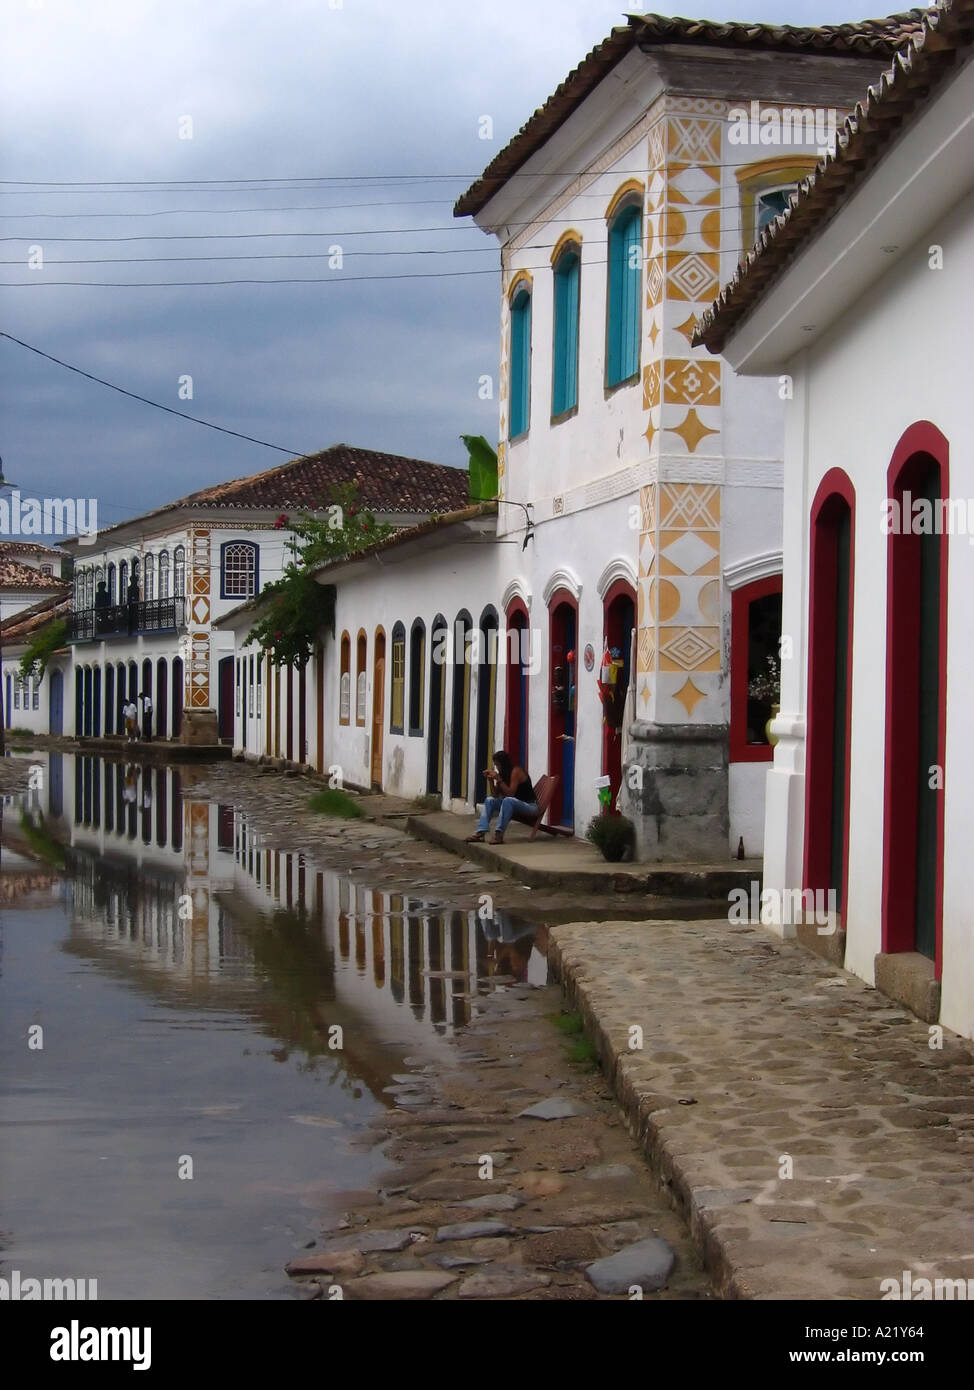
left=509, top=429, right=529, bottom=445
left=603, top=374, right=639, bottom=401
left=550, top=405, right=578, bottom=427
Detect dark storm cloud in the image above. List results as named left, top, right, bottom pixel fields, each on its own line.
left=0, top=0, right=882, bottom=523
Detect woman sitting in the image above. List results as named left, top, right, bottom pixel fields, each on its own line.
left=466, top=750, right=537, bottom=845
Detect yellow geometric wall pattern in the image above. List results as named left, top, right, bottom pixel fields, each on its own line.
left=189, top=528, right=211, bottom=709
left=638, top=104, right=726, bottom=722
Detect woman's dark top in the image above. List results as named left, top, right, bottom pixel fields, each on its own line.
left=509, top=769, right=535, bottom=804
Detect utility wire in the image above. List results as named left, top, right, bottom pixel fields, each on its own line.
left=0, top=331, right=309, bottom=456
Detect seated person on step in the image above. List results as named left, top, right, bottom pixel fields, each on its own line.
left=466, top=750, right=537, bottom=845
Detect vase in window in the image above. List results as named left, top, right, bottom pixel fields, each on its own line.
left=765, top=703, right=780, bottom=747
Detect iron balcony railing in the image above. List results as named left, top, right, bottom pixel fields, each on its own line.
left=67, top=598, right=187, bottom=642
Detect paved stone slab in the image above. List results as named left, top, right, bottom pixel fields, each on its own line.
left=344, top=1271, right=457, bottom=1300
left=458, top=1268, right=552, bottom=1299
left=435, top=1220, right=514, bottom=1242
left=585, top=1237, right=676, bottom=1294
left=518, top=1096, right=588, bottom=1120
left=550, top=918, right=974, bottom=1300
left=285, top=1250, right=365, bottom=1278
left=448, top=1193, right=523, bottom=1213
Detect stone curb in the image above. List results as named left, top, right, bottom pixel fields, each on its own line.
left=547, top=931, right=752, bottom=1300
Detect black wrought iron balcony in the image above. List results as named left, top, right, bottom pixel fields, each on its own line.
left=67, top=598, right=186, bottom=642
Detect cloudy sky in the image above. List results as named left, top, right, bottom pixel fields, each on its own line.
left=1, top=0, right=884, bottom=529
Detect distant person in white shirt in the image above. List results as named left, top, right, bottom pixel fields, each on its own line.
left=140, top=689, right=153, bottom=742
left=123, top=700, right=137, bottom=742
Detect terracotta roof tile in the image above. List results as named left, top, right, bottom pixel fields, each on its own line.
left=455, top=9, right=926, bottom=218
left=0, top=591, right=71, bottom=641
left=0, top=557, right=70, bottom=590
left=695, top=1, right=971, bottom=353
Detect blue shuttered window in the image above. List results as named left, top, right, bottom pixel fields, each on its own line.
left=552, top=248, right=580, bottom=417
left=509, top=288, right=531, bottom=440
left=606, top=204, right=641, bottom=387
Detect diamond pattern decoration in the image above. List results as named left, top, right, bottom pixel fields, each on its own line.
left=674, top=312, right=701, bottom=344
left=667, top=116, right=721, bottom=164
left=662, top=530, right=719, bottom=577
left=659, top=627, right=720, bottom=672
left=668, top=408, right=721, bottom=454
left=666, top=251, right=719, bottom=303
left=646, top=257, right=664, bottom=308
left=192, top=596, right=210, bottom=626
left=663, top=358, right=721, bottom=408
left=642, top=362, right=661, bottom=411
left=661, top=483, right=720, bottom=529
left=673, top=677, right=707, bottom=715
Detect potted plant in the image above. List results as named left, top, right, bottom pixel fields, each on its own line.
left=748, top=653, right=781, bottom=746
left=586, top=814, right=635, bottom=862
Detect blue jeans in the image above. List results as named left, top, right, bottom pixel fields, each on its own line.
left=477, top=795, right=539, bottom=833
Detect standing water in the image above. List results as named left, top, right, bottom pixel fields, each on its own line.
left=0, top=751, right=545, bottom=1299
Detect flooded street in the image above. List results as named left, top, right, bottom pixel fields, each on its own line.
left=0, top=751, right=549, bottom=1300
left=1, top=750, right=708, bottom=1301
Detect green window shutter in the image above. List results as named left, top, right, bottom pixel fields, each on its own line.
left=509, top=290, right=531, bottom=439
left=552, top=251, right=579, bottom=416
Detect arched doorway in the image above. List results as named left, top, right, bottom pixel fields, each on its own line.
left=156, top=660, right=168, bottom=740
left=92, top=666, right=102, bottom=738
left=450, top=611, right=472, bottom=800
left=601, top=580, right=636, bottom=813
left=218, top=656, right=234, bottom=743
left=82, top=666, right=92, bottom=736
left=49, top=669, right=64, bottom=735
left=883, top=423, right=948, bottom=973
left=371, top=628, right=386, bottom=789
left=104, top=665, right=114, bottom=735
left=427, top=615, right=447, bottom=795
left=548, top=591, right=577, bottom=828
left=804, top=471, right=855, bottom=915
left=504, top=600, right=529, bottom=770
left=172, top=657, right=183, bottom=738
left=116, top=661, right=126, bottom=734
left=473, top=606, right=498, bottom=805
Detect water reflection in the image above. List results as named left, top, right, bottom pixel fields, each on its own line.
left=0, top=751, right=547, bottom=1300
left=13, top=751, right=547, bottom=1082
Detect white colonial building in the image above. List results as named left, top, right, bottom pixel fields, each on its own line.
left=0, top=542, right=69, bottom=734
left=218, top=13, right=925, bottom=858
left=698, top=0, right=974, bottom=1036
left=57, top=445, right=467, bottom=745
left=454, top=10, right=919, bottom=858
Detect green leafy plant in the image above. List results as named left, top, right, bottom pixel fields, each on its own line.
left=461, top=434, right=498, bottom=502
left=18, top=617, right=68, bottom=684
left=244, top=484, right=393, bottom=668
left=586, top=813, right=635, bottom=863
left=308, top=788, right=365, bottom=819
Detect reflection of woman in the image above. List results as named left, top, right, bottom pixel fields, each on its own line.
left=466, top=750, right=537, bottom=846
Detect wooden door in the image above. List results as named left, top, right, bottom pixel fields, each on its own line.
left=371, top=634, right=386, bottom=789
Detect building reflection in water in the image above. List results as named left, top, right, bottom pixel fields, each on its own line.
left=14, top=753, right=547, bottom=1071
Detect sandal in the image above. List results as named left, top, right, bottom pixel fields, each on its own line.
left=489, top=832, right=505, bottom=845
left=465, top=831, right=486, bottom=842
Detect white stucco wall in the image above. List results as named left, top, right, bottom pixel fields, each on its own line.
left=766, top=185, right=974, bottom=1038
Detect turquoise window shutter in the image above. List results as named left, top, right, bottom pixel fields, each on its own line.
left=552, top=250, right=580, bottom=416
left=509, top=290, right=531, bottom=439
left=607, top=206, right=641, bottom=386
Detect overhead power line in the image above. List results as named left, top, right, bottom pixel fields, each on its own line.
left=0, top=331, right=309, bottom=455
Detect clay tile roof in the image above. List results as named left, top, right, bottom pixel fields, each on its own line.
left=0, top=591, right=71, bottom=642
left=0, top=540, right=66, bottom=560
left=454, top=9, right=926, bottom=218
left=0, top=556, right=70, bottom=590
left=177, top=443, right=468, bottom=515
left=694, top=0, right=971, bottom=354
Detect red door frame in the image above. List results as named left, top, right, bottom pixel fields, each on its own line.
left=802, top=469, right=855, bottom=913
left=730, top=575, right=783, bottom=764
left=601, top=579, right=636, bottom=810
left=881, top=421, right=948, bottom=976
left=504, top=598, right=529, bottom=765
left=547, top=588, right=578, bottom=828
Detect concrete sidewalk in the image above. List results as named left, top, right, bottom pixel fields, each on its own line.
left=550, top=917, right=974, bottom=1300
left=408, top=809, right=761, bottom=901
